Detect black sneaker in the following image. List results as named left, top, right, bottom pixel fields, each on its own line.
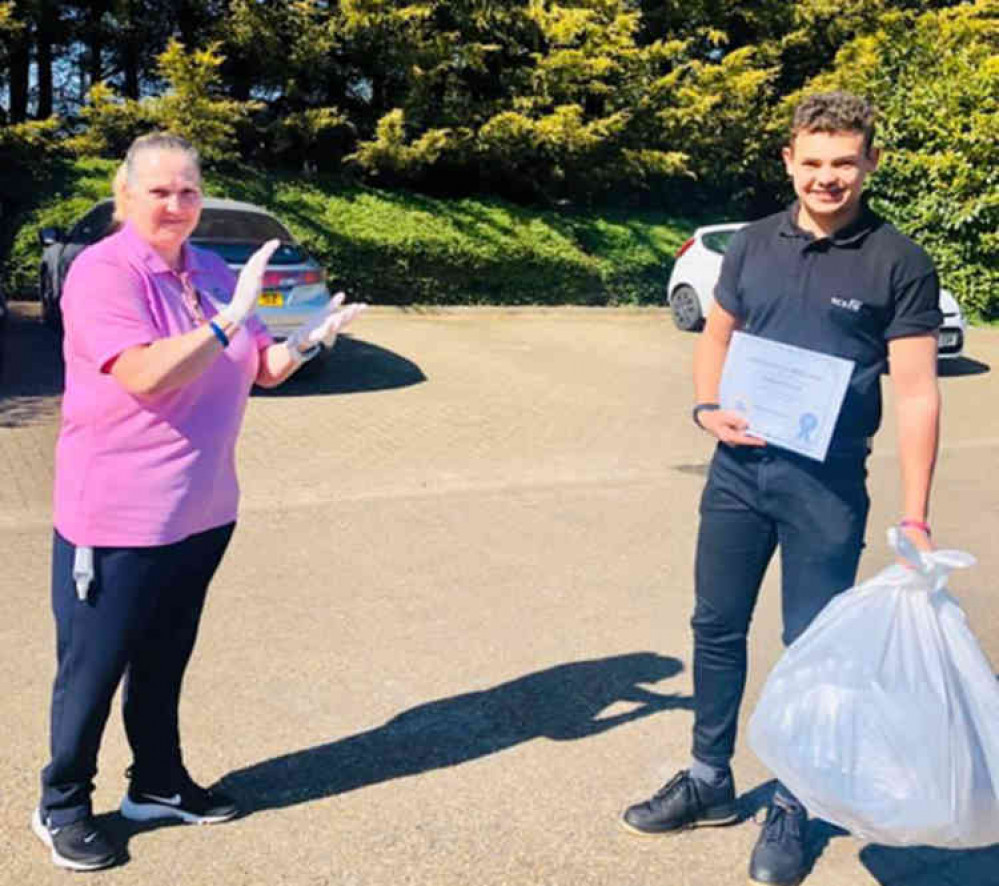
left=120, top=771, right=239, bottom=825
left=620, top=769, right=738, bottom=836
left=32, top=808, right=120, bottom=871
left=748, top=796, right=809, bottom=885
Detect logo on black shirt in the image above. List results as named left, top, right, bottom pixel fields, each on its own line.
left=831, top=296, right=863, bottom=312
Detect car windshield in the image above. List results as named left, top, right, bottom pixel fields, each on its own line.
left=195, top=240, right=306, bottom=265
left=701, top=230, right=737, bottom=255
left=190, top=209, right=305, bottom=265
left=193, top=208, right=291, bottom=241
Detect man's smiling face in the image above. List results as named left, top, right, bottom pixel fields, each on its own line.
left=782, top=129, right=879, bottom=232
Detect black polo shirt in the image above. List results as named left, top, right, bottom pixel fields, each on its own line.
left=714, top=202, right=942, bottom=448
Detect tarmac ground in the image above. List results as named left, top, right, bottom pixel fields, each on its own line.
left=2, top=302, right=999, bottom=886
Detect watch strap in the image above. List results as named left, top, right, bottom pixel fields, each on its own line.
left=692, top=402, right=721, bottom=428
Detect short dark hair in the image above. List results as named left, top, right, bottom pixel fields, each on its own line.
left=790, top=91, right=877, bottom=153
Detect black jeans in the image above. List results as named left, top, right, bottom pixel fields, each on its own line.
left=690, top=443, right=869, bottom=768
left=40, top=523, right=234, bottom=826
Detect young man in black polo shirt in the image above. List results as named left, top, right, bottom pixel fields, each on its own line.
left=621, top=92, right=942, bottom=885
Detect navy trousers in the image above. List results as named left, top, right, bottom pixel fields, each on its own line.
left=40, top=523, right=234, bottom=826
left=690, top=443, right=869, bottom=769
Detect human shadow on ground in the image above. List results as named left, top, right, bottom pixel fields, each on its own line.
left=251, top=334, right=425, bottom=397
left=219, top=652, right=691, bottom=814
left=90, top=814, right=184, bottom=870
left=0, top=310, right=425, bottom=426
left=672, top=462, right=710, bottom=477
left=861, top=843, right=999, bottom=885
left=736, top=778, right=777, bottom=822
left=92, top=652, right=690, bottom=865
left=939, top=355, right=990, bottom=378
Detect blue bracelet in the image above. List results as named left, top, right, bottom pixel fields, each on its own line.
left=208, top=319, right=230, bottom=348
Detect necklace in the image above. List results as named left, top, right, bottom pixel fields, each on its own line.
left=175, top=271, right=207, bottom=325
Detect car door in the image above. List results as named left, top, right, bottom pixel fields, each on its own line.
left=698, top=229, right=742, bottom=313
left=57, top=202, right=116, bottom=291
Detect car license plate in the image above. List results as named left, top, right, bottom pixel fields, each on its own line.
left=259, top=291, right=283, bottom=307
left=940, top=330, right=958, bottom=347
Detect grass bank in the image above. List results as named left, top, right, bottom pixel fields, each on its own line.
left=5, top=157, right=699, bottom=306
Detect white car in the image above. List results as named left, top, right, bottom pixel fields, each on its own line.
left=666, top=222, right=965, bottom=358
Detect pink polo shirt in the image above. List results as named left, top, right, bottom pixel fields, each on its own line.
left=54, top=222, right=273, bottom=547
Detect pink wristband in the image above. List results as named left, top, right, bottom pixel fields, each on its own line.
left=899, top=519, right=931, bottom=537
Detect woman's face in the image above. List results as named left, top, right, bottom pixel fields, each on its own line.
left=125, top=148, right=202, bottom=262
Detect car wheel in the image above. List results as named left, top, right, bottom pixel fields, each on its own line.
left=670, top=285, right=704, bottom=332
left=40, top=271, right=61, bottom=331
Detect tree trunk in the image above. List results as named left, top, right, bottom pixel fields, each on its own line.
left=227, top=58, right=251, bottom=101
left=88, top=35, right=103, bottom=86
left=122, top=41, right=140, bottom=98
left=85, top=1, right=110, bottom=88
left=37, top=35, right=54, bottom=118
left=8, top=38, right=30, bottom=122
left=174, top=0, right=200, bottom=48
left=120, top=0, right=143, bottom=99
left=34, top=0, right=64, bottom=118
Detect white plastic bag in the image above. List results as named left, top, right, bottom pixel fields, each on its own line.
left=748, top=528, right=999, bottom=847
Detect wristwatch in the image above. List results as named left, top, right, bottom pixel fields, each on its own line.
left=692, top=403, right=720, bottom=428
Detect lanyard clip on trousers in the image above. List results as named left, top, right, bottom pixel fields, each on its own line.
left=72, top=546, right=94, bottom=602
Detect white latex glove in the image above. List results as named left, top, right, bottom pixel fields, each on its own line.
left=286, top=293, right=368, bottom=354
left=218, top=239, right=280, bottom=327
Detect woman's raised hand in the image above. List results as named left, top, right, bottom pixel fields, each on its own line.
left=219, top=239, right=280, bottom=327
left=287, top=293, right=368, bottom=353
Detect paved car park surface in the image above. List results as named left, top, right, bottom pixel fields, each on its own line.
left=2, top=302, right=999, bottom=886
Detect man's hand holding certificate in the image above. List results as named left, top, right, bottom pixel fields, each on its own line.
left=695, top=403, right=767, bottom=448
left=717, top=332, right=855, bottom=462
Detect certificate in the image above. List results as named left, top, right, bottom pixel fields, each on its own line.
left=719, top=332, right=855, bottom=462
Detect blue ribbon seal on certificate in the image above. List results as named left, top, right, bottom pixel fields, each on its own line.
left=718, top=332, right=855, bottom=462
left=797, top=412, right=819, bottom=442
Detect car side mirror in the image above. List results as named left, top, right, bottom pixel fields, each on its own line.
left=39, top=226, right=65, bottom=247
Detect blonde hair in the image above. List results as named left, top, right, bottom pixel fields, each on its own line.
left=111, top=162, right=128, bottom=228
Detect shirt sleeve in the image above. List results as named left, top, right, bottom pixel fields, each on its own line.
left=244, top=313, right=275, bottom=350
left=712, top=229, right=749, bottom=320
left=885, top=270, right=943, bottom=340
left=62, top=252, right=158, bottom=374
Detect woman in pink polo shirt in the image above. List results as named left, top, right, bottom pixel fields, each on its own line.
left=34, top=132, right=365, bottom=871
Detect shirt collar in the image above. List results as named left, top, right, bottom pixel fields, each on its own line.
left=778, top=200, right=878, bottom=247
left=118, top=222, right=211, bottom=277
